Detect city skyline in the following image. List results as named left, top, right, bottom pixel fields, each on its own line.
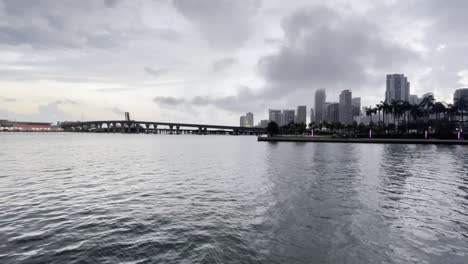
left=2, top=1, right=468, bottom=125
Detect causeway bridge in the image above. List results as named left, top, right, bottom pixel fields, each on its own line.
left=60, top=120, right=265, bottom=135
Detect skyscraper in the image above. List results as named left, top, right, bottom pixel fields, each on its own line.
left=282, top=110, right=295, bottom=126
left=240, top=116, right=247, bottom=127
left=310, top=108, right=315, bottom=124
left=409, top=94, right=421, bottom=105
left=454, top=88, right=468, bottom=104
left=268, top=109, right=282, bottom=125
left=352, top=97, right=361, bottom=117
left=327, top=103, right=340, bottom=123
left=339, top=90, right=353, bottom=124
left=245, top=112, right=254, bottom=127
left=315, top=89, right=326, bottom=122
left=386, top=74, right=410, bottom=102
left=296, top=106, right=307, bottom=124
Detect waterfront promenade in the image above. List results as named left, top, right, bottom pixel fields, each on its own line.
left=258, top=136, right=468, bottom=145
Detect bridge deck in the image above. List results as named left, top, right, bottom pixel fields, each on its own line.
left=61, top=120, right=265, bottom=131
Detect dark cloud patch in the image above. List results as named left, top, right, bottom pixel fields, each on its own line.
left=144, top=67, right=169, bottom=77
left=109, top=106, right=125, bottom=116
left=153, top=96, right=186, bottom=106
left=172, top=0, right=260, bottom=49
left=413, top=0, right=468, bottom=44
left=154, top=87, right=265, bottom=113
left=104, top=0, right=118, bottom=8
left=258, top=6, right=419, bottom=99
left=212, top=57, right=236, bottom=72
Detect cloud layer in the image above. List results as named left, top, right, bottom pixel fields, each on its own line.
left=1, top=0, right=467, bottom=124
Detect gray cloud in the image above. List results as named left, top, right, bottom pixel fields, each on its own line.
left=144, top=67, right=169, bottom=77
left=153, top=96, right=186, bottom=106
left=0, top=100, right=76, bottom=122
left=154, top=87, right=265, bottom=113
left=258, top=6, right=419, bottom=99
left=109, top=106, right=125, bottom=116
left=172, top=0, right=260, bottom=49
left=212, top=57, right=237, bottom=72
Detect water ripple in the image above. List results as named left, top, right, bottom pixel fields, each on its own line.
left=1, top=134, right=468, bottom=263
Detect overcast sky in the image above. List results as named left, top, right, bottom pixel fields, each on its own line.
left=1, top=0, right=468, bottom=124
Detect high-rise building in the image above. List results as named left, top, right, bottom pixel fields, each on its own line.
left=245, top=112, right=254, bottom=127
left=268, top=109, right=282, bottom=125
left=339, top=90, right=353, bottom=124
left=454, top=88, right=468, bottom=104
left=310, top=108, right=315, bottom=124
left=282, top=110, right=295, bottom=126
left=327, top=103, right=340, bottom=123
left=240, top=116, right=247, bottom=127
left=315, top=89, right=326, bottom=122
left=258, top=120, right=269, bottom=128
left=296, top=106, right=307, bottom=124
left=352, top=97, right=361, bottom=117
left=323, top=102, right=332, bottom=122
left=408, top=94, right=420, bottom=105
left=386, top=74, right=410, bottom=102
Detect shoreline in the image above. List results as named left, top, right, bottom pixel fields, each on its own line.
left=258, top=136, right=468, bottom=145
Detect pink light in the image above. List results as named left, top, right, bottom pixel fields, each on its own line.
left=369, top=129, right=372, bottom=138
left=458, top=131, right=461, bottom=140
left=425, top=130, right=428, bottom=139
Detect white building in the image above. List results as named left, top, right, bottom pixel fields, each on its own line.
left=240, top=116, right=247, bottom=127
left=245, top=112, right=254, bottom=127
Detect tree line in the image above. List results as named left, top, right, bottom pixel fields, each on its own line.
left=266, top=95, right=467, bottom=138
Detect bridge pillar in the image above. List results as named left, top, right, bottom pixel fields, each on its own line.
left=136, top=123, right=140, bottom=134
left=169, top=125, right=173, bottom=134
left=198, top=127, right=202, bottom=135
left=121, top=123, right=126, bottom=133
left=153, top=124, right=158, bottom=134
left=127, top=122, right=132, bottom=133
left=176, top=126, right=180, bottom=134
left=113, top=123, right=117, bottom=133
left=203, top=127, right=207, bottom=135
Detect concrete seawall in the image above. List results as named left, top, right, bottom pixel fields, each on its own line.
left=258, top=136, right=468, bottom=145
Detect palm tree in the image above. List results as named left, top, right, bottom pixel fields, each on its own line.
left=267, top=121, right=279, bottom=136
left=400, top=101, right=412, bottom=132
left=419, top=94, right=435, bottom=109
left=390, top=100, right=400, bottom=130
left=432, top=102, right=447, bottom=121
left=365, top=107, right=374, bottom=125
left=376, top=103, right=383, bottom=128
left=446, top=104, right=457, bottom=123
left=381, top=101, right=391, bottom=129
